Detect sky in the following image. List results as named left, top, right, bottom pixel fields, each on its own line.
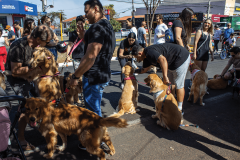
left=19, top=0, right=146, bottom=19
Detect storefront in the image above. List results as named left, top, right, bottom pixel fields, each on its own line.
left=0, top=0, right=37, bottom=30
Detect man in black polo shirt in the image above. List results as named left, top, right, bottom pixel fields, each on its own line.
left=132, top=43, right=190, bottom=114
left=5, top=25, right=53, bottom=150
left=70, top=0, right=115, bottom=117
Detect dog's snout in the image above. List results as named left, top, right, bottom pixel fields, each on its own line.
left=30, top=117, right=35, bottom=122
left=28, top=64, right=32, bottom=69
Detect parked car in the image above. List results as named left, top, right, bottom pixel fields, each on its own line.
left=119, top=28, right=130, bottom=37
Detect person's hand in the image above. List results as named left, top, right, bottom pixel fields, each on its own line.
left=127, top=55, right=132, bottom=59
left=187, top=45, right=191, bottom=51
left=66, top=55, right=71, bottom=62
left=70, top=78, right=79, bottom=87
left=192, top=54, right=197, bottom=60
left=211, top=54, right=214, bottom=61
left=163, top=76, right=170, bottom=85
left=76, top=23, right=85, bottom=39
left=146, top=43, right=148, bottom=47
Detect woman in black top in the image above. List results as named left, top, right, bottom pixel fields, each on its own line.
left=67, top=15, right=85, bottom=70
left=118, top=32, right=139, bottom=88
left=172, top=8, right=194, bottom=51
left=193, top=18, right=214, bottom=71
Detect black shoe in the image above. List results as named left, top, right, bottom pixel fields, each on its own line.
left=78, top=143, right=86, bottom=151
left=100, top=142, right=110, bottom=154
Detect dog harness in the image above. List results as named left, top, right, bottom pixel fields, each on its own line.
left=191, top=69, right=200, bottom=80
left=124, top=76, right=136, bottom=81
left=153, top=90, right=164, bottom=101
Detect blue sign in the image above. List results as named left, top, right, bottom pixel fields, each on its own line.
left=41, top=12, right=47, bottom=15
left=0, top=0, right=38, bottom=16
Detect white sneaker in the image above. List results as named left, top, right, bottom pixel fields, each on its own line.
left=134, top=73, right=138, bottom=76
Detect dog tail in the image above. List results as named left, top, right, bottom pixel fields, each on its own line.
left=108, top=109, right=125, bottom=118
left=99, top=117, right=128, bottom=128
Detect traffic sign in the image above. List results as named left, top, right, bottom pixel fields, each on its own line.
left=40, top=12, right=47, bottom=15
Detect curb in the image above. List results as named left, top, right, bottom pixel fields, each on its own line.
left=58, top=57, right=118, bottom=67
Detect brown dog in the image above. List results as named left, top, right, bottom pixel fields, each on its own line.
left=207, top=74, right=228, bottom=90
left=188, top=63, right=208, bottom=106
left=0, top=72, right=6, bottom=90
left=144, top=74, right=181, bottom=130
left=24, top=98, right=128, bottom=160
left=109, top=62, right=139, bottom=118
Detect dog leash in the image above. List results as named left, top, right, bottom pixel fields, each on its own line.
left=161, top=82, right=172, bottom=111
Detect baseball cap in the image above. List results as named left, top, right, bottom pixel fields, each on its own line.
left=168, top=22, right=173, bottom=26
left=5, top=25, right=11, bottom=29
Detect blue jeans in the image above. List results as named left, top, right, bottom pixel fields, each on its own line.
left=82, top=76, right=109, bottom=117
left=49, top=48, right=58, bottom=61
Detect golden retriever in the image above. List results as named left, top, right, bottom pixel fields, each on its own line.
left=207, top=74, right=228, bottom=90
left=188, top=63, right=208, bottom=106
left=109, top=62, right=139, bottom=118
left=24, top=98, right=128, bottom=160
left=144, top=74, right=181, bottom=130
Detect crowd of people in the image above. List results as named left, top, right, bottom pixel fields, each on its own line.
left=0, top=0, right=240, bottom=156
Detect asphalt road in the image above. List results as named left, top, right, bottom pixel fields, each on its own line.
left=5, top=54, right=240, bottom=160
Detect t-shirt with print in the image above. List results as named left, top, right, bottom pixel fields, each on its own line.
left=138, top=27, right=146, bottom=44
left=214, top=29, right=222, bottom=40
left=119, top=38, right=139, bottom=56
left=8, top=30, right=15, bottom=43
left=142, top=43, right=189, bottom=70
left=154, top=23, right=168, bottom=44
left=172, top=20, right=186, bottom=48
left=130, top=27, right=137, bottom=38
left=226, top=37, right=236, bottom=46
left=224, top=28, right=234, bottom=39
left=5, top=37, right=32, bottom=71
left=83, top=19, right=116, bottom=85
left=69, top=30, right=84, bottom=59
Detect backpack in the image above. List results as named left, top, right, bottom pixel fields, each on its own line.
left=165, top=28, right=174, bottom=43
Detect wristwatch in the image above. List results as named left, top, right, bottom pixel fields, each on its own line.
left=72, top=74, right=80, bottom=79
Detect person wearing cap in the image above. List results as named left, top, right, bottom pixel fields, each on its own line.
left=132, top=43, right=190, bottom=115
left=138, top=21, right=148, bottom=48
left=66, top=15, right=85, bottom=69
left=154, top=14, right=168, bottom=44
left=213, top=25, right=222, bottom=54
left=5, top=25, right=15, bottom=45
left=118, top=32, right=139, bottom=89
left=167, top=22, right=173, bottom=29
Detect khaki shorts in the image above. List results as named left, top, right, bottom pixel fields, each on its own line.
left=168, top=55, right=190, bottom=89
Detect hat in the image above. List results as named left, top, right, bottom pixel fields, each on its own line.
left=168, top=22, right=173, bottom=26
left=5, top=25, right=11, bottom=29
left=215, top=25, right=219, bottom=28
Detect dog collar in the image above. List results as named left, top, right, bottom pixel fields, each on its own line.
left=153, top=90, right=164, bottom=101
left=191, top=69, right=200, bottom=80
left=124, top=76, right=136, bottom=81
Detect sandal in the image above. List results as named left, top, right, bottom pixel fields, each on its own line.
left=20, top=141, right=35, bottom=151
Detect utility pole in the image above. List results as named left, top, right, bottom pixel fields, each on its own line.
left=41, top=0, right=47, bottom=12
left=207, top=0, right=211, bottom=18
left=59, top=10, right=64, bottom=41
left=132, top=0, right=135, bottom=26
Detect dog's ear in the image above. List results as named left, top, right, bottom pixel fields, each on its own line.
left=149, top=80, right=158, bottom=93
left=122, top=66, right=125, bottom=74
left=130, top=67, right=134, bottom=75
left=144, top=77, right=150, bottom=86
left=44, top=56, right=51, bottom=68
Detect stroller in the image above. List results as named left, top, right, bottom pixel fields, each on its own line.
left=0, top=96, right=27, bottom=160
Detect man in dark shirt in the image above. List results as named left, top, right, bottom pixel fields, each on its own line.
left=5, top=25, right=53, bottom=150
left=132, top=43, right=190, bottom=114
left=70, top=0, right=115, bottom=117
left=5, top=25, right=15, bottom=45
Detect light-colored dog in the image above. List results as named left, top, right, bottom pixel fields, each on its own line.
left=109, top=62, right=139, bottom=118
left=144, top=74, right=182, bottom=130
left=207, top=74, right=228, bottom=90
left=188, top=63, right=208, bottom=106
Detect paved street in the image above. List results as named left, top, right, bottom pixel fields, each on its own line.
left=6, top=53, right=240, bottom=160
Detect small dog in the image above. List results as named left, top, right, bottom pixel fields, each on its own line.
left=24, top=98, right=128, bottom=159
left=144, top=74, right=181, bottom=130
left=207, top=74, right=228, bottom=90
left=188, top=63, right=208, bottom=106
left=109, top=62, right=139, bottom=118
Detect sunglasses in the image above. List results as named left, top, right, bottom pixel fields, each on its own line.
left=204, top=22, right=211, bottom=25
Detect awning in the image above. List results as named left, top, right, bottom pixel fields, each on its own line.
left=0, top=0, right=38, bottom=16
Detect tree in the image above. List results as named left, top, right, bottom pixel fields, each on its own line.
left=103, top=4, right=116, bottom=20
left=142, top=0, right=161, bottom=45
left=110, top=19, right=121, bottom=32
left=67, top=20, right=76, bottom=32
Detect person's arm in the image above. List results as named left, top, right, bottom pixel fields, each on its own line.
left=119, top=48, right=131, bottom=59
left=47, top=33, right=59, bottom=46
left=193, top=30, right=202, bottom=60
left=74, top=42, right=102, bottom=78
left=8, top=34, right=15, bottom=41
left=20, top=28, right=23, bottom=38
left=220, top=59, right=232, bottom=77
left=4, top=37, right=9, bottom=46
left=11, top=62, right=29, bottom=76
left=157, top=55, right=169, bottom=84
left=66, top=41, right=73, bottom=61
left=143, top=33, right=148, bottom=46
left=209, top=35, right=214, bottom=61
left=174, top=27, right=184, bottom=47
left=135, top=66, right=152, bottom=74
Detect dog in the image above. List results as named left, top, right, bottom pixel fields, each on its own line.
left=207, top=74, right=228, bottom=90
left=24, top=98, right=128, bottom=159
left=188, top=63, right=208, bottom=106
left=109, top=62, right=139, bottom=118
left=144, top=74, right=181, bottom=130
left=60, top=73, right=83, bottom=104
left=0, top=72, right=6, bottom=90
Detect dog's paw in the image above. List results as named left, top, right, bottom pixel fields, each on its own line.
left=152, top=114, right=157, bottom=119
left=43, top=153, right=53, bottom=159
left=109, top=148, right=116, bottom=156
left=200, top=103, right=205, bottom=106
left=56, top=146, right=65, bottom=152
